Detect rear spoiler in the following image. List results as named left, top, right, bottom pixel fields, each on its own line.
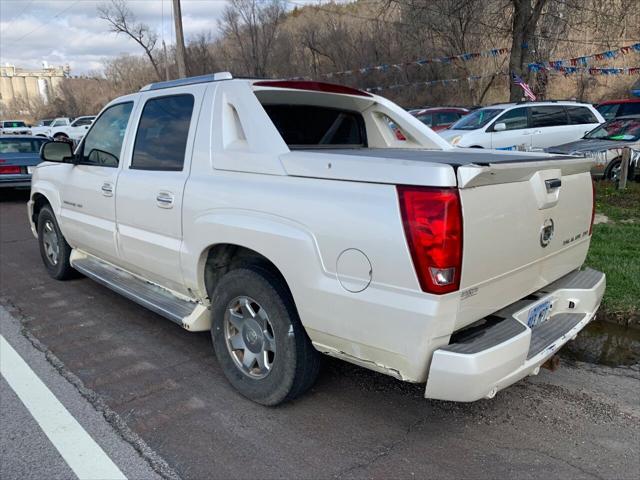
left=457, top=156, right=594, bottom=188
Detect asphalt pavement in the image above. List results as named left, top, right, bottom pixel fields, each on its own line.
left=1, top=189, right=639, bottom=480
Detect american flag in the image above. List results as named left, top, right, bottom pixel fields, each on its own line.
left=511, top=72, right=537, bottom=101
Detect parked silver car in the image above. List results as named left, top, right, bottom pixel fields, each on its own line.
left=546, top=115, right=640, bottom=180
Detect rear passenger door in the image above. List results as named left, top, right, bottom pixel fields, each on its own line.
left=115, top=87, right=203, bottom=293
left=530, top=105, right=572, bottom=148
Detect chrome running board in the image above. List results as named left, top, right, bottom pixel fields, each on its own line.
left=70, top=251, right=211, bottom=331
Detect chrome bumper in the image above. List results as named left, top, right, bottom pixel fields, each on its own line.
left=425, top=268, right=606, bottom=402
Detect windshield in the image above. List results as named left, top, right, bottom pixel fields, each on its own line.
left=584, top=118, right=640, bottom=141
left=450, top=108, right=503, bottom=130
left=596, top=104, right=619, bottom=121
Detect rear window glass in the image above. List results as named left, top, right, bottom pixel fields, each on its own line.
left=531, top=106, right=568, bottom=128
left=2, top=121, right=26, bottom=128
left=619, top=102, right=640, bottom=117
left=262, top=105, right=366, bottom=148
left=566, top=106, right=598, bottom=124
left=0, top=138, right=47, bottom=153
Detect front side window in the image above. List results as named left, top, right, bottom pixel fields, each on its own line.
left=72, top=117, right=94, bottom=127
left=531, top=106, right=568, bottom=128
left=79, top=102, right=134, bottom=168
left=494, top=107, right=528, bottom=130
left=131, top=94, right=194, bottom=171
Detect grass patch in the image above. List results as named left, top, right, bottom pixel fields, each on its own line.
left=585, top=181, right=640, bottom=324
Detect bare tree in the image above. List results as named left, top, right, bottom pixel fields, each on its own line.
left=98, top=0, right=163, bottom=80
left=219, top=0, right=287, bottom=77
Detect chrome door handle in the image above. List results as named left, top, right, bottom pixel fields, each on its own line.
left=101, top=182, right=114, bottom=197
left=156, top=191, right=174, bottom=209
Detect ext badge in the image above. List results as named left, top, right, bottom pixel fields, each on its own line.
left=540, top=218, right=554, bottom=248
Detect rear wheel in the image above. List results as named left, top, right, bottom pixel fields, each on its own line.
left=210, top=265, right=320, bottom=405
left=37, top=206, right=75, bottom=280
left=53, top=133, right=69, bottom=142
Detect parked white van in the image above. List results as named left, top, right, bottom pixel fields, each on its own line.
left=440, top=101, right=603, bottom=150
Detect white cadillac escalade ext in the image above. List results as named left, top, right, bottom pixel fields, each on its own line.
left=29, top=73, right=605, bottom=406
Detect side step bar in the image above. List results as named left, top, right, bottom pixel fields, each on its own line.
left=70, top=251, right=211, bottom=331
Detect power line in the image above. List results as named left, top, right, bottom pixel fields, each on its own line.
left=3, top=0, right=83, bottom=45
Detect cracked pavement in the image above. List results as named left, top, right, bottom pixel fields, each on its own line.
left=1, top=190, right=639, bottom=479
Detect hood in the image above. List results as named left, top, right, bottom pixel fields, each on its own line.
left=438, top=129, right=471, bottom=140
left=546, top=138, right=633, bottom=154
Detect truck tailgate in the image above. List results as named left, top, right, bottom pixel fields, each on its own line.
left=455, top=158, right=594, bottom=329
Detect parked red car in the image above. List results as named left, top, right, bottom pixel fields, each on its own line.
left=596, top=99, right=640, bottom=121
left=409, top=107, right=469, bottom=131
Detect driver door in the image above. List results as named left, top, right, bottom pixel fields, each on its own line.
left=58, top=102, right=135, bottom=264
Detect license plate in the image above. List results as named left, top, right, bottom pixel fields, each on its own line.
left=27, top=166, right=34, bottom=174
left=527, top=298, right=553, bottom=328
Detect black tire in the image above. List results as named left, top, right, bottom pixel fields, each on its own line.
left=53, top=133, right=69, bottom=142
left=605, top=158, right=635, bottom=181
left=37, top=206, right=76, bottom=280
left=210, top=265, right=320, bottom=406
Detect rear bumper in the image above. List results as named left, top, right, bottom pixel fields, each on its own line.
left=425, top=268, right=605, bottom=402
left=0, top=174, right=31, bottom=188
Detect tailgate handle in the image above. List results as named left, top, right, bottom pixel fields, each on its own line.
left=545, top=178, right=562, bottom=192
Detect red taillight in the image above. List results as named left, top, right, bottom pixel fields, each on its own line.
left=397, top=186, right=463, bottom=294
left=0, top=166, right=21, bottom=174
left=589, top=179, right=596, bottom=235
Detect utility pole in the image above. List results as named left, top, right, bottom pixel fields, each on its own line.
left=172, top=0, right=187, bottom=78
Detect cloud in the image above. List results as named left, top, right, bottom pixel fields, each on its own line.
left=0, top=0, right=348, bottom=75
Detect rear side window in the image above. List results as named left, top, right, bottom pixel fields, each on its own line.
left=495, top=107, right=528, bottom=130
left=531, top=106, right=568, bottom=128
left=435, top=112, right=461, bottom=125
left=619, top=102, right=640, bottom=117
left=416, top=113, right=433, bottom=126
left=131, top=94, right=194, bottom=171
left=262, top=105, right=366, bottom=148
left=566, top=106, right=598, bottom=124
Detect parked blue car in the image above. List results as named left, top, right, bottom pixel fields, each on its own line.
left=0, top=136, right=50, bottom=189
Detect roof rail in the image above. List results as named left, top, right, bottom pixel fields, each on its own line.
left=139, top=72, right=233, bottom=92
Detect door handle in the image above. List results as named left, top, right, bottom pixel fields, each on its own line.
left=101, top=182, right=114, bottom=197
left=156, top=191, right=174, bottom=209
left=545, top=178, right=562, bottom=192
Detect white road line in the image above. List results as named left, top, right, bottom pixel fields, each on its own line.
left=0, top=335, right=127, bottom=480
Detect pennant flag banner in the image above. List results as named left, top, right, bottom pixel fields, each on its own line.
left=319, top=46, right=510, bottom=79
left=528, top=43, right=640, bottom=72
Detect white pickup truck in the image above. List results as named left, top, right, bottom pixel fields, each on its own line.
left=29, top=73, right=605, bottom=406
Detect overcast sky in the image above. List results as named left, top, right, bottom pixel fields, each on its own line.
left=0, top=0, right=324, bottom=75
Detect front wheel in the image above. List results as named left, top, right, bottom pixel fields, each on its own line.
left=210, top=265, right=320, bottom=405
left=37, top=206, right=76, bottom=280
left=605, top=158, right=635, bottom=181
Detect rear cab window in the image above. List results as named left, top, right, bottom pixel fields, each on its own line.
left=2, top=121, right=26, bottom=128
left=261, top=105, right=366, bottom=149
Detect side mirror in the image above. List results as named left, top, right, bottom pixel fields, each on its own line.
left=41, top=141, right=74, bottom=163
left=494, top=122, right=507, bottom=132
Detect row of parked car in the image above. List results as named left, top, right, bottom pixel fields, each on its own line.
left=0, top=115, right=96, bottom=142
left=409, top=98, right=640, bottom=180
